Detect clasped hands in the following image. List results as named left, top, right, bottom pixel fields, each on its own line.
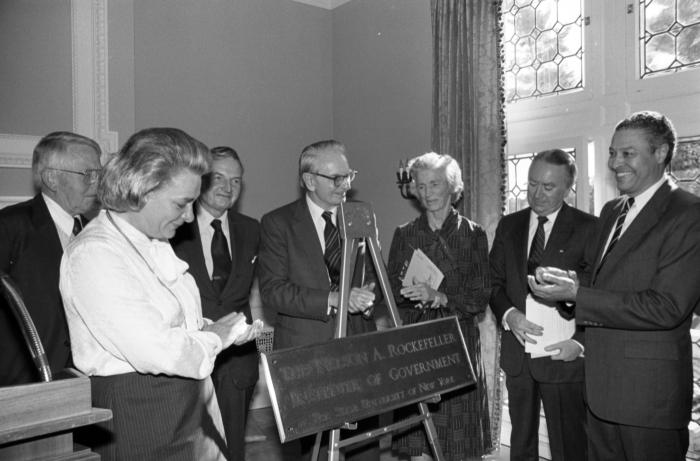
left=400, top=282, right=444, bottom=309
left=203, top=312, right=264, bottom=349
left=329, top=282, right=376, bottom=315
left=527, top=266, right=579, bottom=303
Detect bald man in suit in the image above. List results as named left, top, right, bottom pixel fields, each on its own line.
left=258, top=140, right=378, bottom=461
left=0, top=131, right=101, bottom=386
left=531, top=111, right=700, bottom=460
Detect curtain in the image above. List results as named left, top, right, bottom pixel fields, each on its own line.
left=430, top=0, right=506, bottom=452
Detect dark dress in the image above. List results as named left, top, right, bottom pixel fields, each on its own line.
left=388, top=208, right=491, bottom=460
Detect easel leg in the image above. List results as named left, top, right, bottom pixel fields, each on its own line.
left=311, top=432, right=322, bottom=461
left=418, top=402, right=445, bottom=461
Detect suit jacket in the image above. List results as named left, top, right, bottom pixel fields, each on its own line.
left=0, top=194, right=72, bottom=385
left=577, top=180, right=700, bottom=429
left=490, top=202, right=597, bottom=383
left=170, top=209, right=259, bottom=389
left=258, top=198, right=376, bottom=350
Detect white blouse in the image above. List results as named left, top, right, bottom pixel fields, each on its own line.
left=60, top=210, right=223, bottom=379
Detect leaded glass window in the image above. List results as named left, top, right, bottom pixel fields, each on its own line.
left=639, top=0, right=700, bottom=78
left=668, top=136, right=700, bottom=196
left=505, top=148, right=577, bottom=214
left=502, top=0, right=584, bottom=102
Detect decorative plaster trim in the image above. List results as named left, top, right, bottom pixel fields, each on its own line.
left=289, top=0, right=353, bottom=10
left=0, top=134, right=41, bottom=168
left=0, top=196, right=31, bottom=209
left=0, top=0, right=118, bottom=169
left=71, top=0, right=119, bottom=154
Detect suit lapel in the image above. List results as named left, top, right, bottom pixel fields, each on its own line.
left=514, top=209, right=530, bottom=287
left=179, top=220, right=217, bottom=299
left=543, top=204, right=574, bottom=259
left=292, top=199, right=328, bottom=283
left=32, top=195, right=64, bottom=259
left=600, top=182, right=671, bottom=273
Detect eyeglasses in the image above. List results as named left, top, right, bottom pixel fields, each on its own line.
left=49, top=167, right=102, bottom=184
left=311, top=170, right=357, bottom=187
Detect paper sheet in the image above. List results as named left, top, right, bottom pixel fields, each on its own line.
left=524, top=294, right=575, bottom=358
left=401, top=248, right=444, bottom=289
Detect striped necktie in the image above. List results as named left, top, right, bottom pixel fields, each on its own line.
left=527, top=216, right=548, bottom=275
left=322, top=211, right=341, bottom=290
left=600, top=197, right=635, bottom=266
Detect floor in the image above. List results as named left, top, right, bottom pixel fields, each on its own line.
left=244, top=406, right=521, bottom=461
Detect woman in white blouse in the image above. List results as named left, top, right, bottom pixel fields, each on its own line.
left=60, top=127, right=261, bottom=461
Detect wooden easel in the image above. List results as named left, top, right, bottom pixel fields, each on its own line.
left=311, top=201, right=445, bottom=461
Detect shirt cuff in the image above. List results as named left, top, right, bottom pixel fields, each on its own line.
left=572, top=339, right=585, bottom=357
left=502, top=307, right=517, bottom=331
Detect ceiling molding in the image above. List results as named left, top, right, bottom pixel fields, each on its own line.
left=289, top=0, right=353, bottom=10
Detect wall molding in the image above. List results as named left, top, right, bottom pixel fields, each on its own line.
left=290, top=0, right=352, bottom=10
left=0, top=0, right=118, bottom=169
left=0, top=196, right=32, bottom=209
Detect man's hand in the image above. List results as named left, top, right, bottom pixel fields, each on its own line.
left=528, top=267, right=579, bottom=303
left=505, top=309, right=543, bottom=346
left=348, top=282, right=376, bottom=314
left=203, top=312, right=263, bottom=348
left=544, top=339, right=582, bottom=362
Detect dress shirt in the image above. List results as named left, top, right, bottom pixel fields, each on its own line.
left=60, top=210, right=223, bottom=379
left=196, top=206, right=232, bottom=279
left=306, top=194, right=338, bottom=253
left=43, top=193, right=74, bottom=249
left=503, top=206, right=562, bottom=328
left=601, top=175, right=667, bottom=255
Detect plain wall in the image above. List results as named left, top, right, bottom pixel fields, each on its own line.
left=0, top=0, right=74, bottom=197
left=132, top=0, right=334, bottom=220
left=332, top=0, right=432, bottom=256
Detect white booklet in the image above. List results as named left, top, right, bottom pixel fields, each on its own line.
left=401, top=248, right=444, bottom=289
left=524, top=293, right=575, bottom=358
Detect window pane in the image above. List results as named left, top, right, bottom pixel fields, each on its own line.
left=640, top=0, right=700, bottom=78
left=668, top=136, right=700, bottom=196
left=502, top=0, right=584, bottom=103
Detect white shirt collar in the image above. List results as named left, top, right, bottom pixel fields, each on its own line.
left=624, top=174, right=666, bottom=211
left=42, top=192, right=75, bottom=238
left=197, top=204, right=229, bottom=233
left=529, top=204, right=562, bottom=227
left=305, top=194, right=337, bottom=224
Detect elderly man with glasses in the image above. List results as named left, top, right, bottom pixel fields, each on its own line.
left=258, top=139, right=380, bottom=461
left=0, top=131, right=102, bottom=386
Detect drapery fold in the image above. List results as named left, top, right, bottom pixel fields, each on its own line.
left=430, top=0, right=506, bottom=451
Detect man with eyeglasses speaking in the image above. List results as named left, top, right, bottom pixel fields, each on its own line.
left=0, top=131, right=102, bottom=385
left=258, top=139, right=379, bottom=461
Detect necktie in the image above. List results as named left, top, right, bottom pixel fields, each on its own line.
left=210, top=219, right=231, bottom=294
left=322, top=211, right=341, bottom=290
left=72, top=215, right=84, bottom=236
left=600, top=197, right=635, bottom=265
left=527, top=216, right=548, bottom=275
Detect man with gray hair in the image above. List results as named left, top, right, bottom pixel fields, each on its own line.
left=0, top=131, right=101, bottom=385
left=258, top=139, right=378, bottom=460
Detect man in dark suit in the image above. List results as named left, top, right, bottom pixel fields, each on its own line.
left=171, top=146, right=259, bottom=461
left=490, top=149, right=596, bottom=461
left=258, top=139, right=377, bottom=460
left=0, top=131, right=101, bottom=386
left=531, top=111, right=700, bottom=460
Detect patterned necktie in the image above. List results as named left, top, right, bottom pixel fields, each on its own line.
left=210, top=219, right=231, bottom=294
left=527, top=215, right=548, bottom=275
left=322, top=211, right=341, bottom=290
left=72, top=215, right=84, bottom=236
left=600, top=197, right=635, bottom=265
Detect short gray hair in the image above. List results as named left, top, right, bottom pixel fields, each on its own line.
left=32, top=131, right=101, bottom=188
left=298, top=140, right=346, bottom=189
left=99, top=127, right=210, bottom=212
left=407, top=152, right=464, bottom=195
